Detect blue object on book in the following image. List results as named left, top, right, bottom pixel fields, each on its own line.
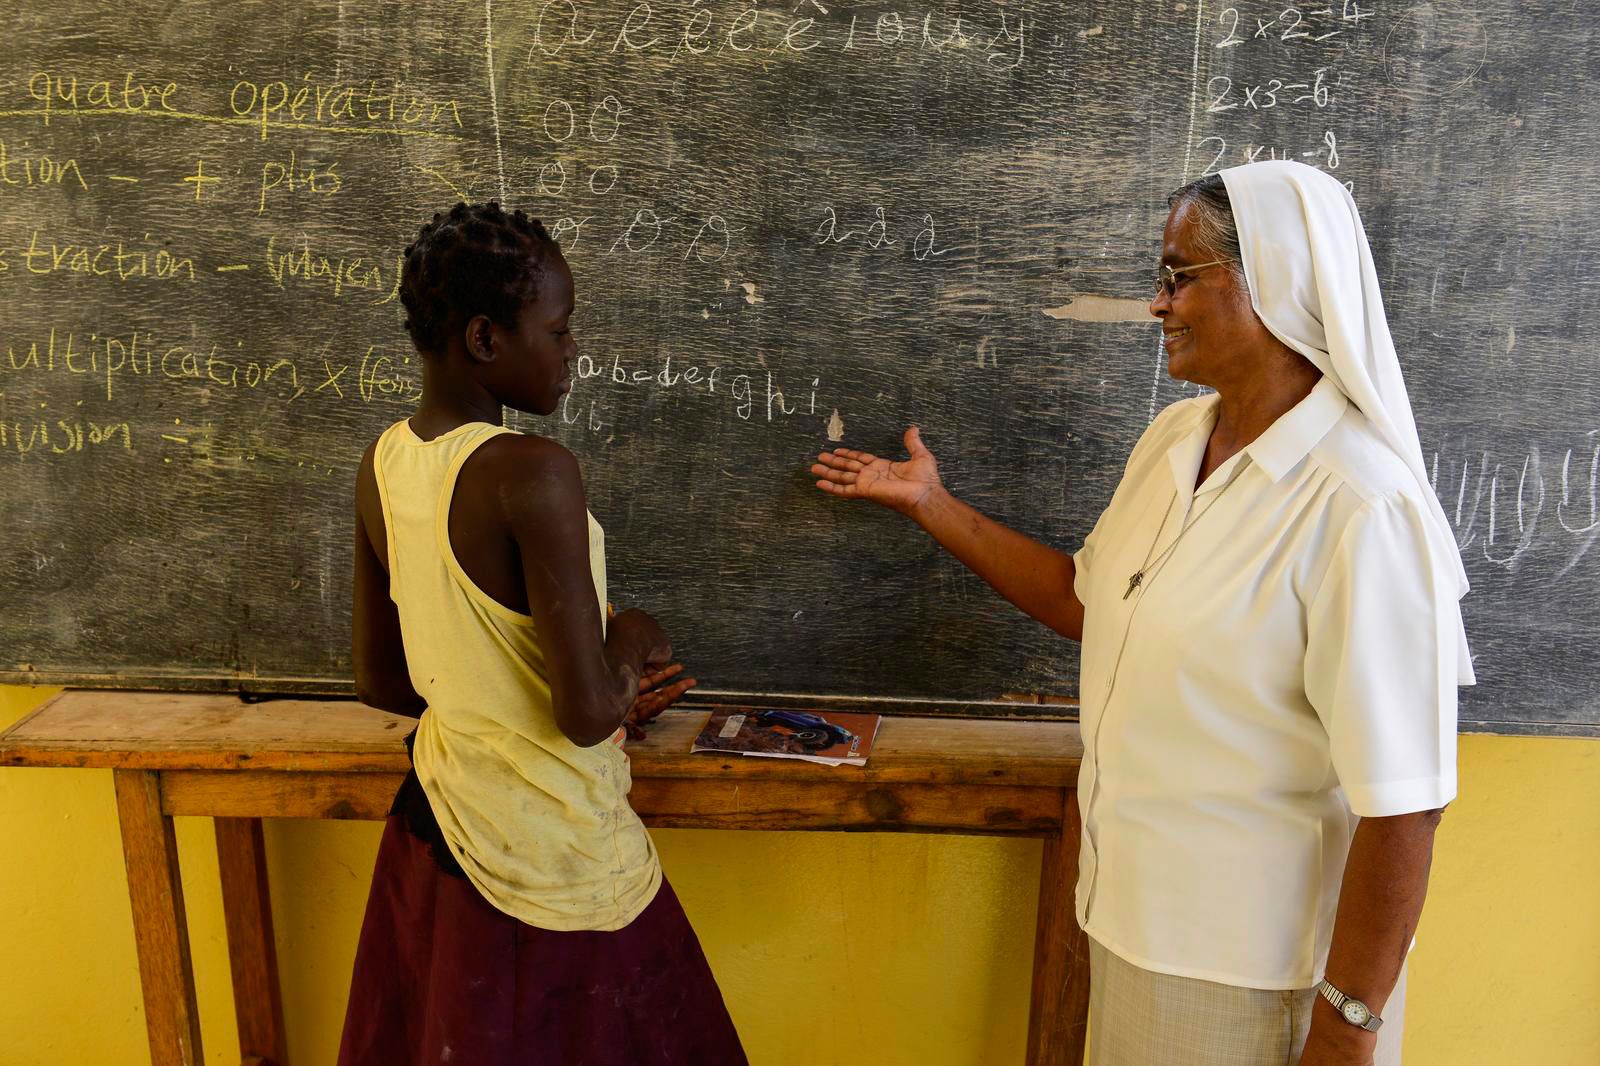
left=754, top=710, right=856, bottom=750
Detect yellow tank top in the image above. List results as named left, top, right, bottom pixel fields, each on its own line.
left=372, top=419, right=661, bottom=931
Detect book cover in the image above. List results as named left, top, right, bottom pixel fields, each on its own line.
left=691, top=708, right=882, bottom=767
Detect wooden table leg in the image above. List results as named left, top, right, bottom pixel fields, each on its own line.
left=1026, top=789, right=1091, bottom=1066
left=113, top=769, right=203, bottom=1066
left=216, top=817, right=287, bottom=1066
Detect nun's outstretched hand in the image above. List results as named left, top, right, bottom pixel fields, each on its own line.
left=811, top=427, right=943, bottom=517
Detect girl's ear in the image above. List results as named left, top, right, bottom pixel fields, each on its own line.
left=465, top=315, right=495, bottom=363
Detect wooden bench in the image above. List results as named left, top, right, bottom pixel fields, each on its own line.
left=0, top=690, right=1089, bottom=1066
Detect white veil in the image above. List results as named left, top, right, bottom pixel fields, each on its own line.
left=1218, top=160, right=1474, bottom=684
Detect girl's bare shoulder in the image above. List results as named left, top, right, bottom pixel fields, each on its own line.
left=464, top=430, right=587, bottom=521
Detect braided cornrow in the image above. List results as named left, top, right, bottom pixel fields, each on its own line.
left=400, top=201, right=562, bottom=355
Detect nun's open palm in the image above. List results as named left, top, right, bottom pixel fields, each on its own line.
left=811, top=427, right=942, bottom=515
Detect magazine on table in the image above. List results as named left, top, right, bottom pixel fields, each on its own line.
left=690, top=708, right=882, bottom=767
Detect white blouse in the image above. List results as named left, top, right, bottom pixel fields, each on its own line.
left=1072, top=377, right=1463, bottom=989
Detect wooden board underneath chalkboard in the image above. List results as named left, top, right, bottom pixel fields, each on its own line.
left=1, top=1, right=1596, bottom=736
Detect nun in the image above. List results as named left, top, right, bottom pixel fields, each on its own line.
left=811, top=160, right=1471, bottom=1065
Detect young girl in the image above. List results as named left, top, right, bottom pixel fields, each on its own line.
left=340, top=202, right=747, bottom=1064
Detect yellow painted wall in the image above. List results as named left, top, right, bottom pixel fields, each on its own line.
left=3, top=682, right=1596, bottom=1066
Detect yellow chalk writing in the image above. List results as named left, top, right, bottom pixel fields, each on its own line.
left=20, top=230, right=196, bottom=283
left=358, top=346, right=423, bottom=405
left=0, top=413, right=132, bottom=457
left=0, top=138, right=88, bottom=190
left=1, top=326, right=302, bottom=403
left=263, top=235, right=401, bottom=303
left=26, top=70, right=180, bottom=125
left=258, top=149, right=341, bottom=214
left=229, top=73, right=465, bottom=141
left=0, top=326, right=424, bottom=413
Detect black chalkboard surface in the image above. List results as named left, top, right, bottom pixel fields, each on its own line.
left=1, top=1, right=1595, bottom=736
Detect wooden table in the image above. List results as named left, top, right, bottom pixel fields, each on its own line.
left=0, top=690, right=1089, bottom=1066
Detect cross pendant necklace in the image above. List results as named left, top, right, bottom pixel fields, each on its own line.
left=1123, top=492, right=1176, bottom=600
left=1123, top=462, right=1247, bottom=601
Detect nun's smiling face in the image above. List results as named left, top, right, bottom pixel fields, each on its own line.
left=1151, top=201, right=1272, bottom=392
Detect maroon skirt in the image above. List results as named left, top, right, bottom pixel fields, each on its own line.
left=338, top=802, right=748, bottom=1065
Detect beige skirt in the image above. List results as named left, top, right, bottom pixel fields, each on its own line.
left=1088, top=938, right=1407, bottom=1066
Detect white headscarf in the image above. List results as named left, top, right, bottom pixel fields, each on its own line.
left=1218, top=160, right=1474, bottom=684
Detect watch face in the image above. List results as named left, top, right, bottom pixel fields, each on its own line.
left=1342, top=1000, right=1371, bottom=1025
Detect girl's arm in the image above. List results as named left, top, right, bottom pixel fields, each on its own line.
left=487, top=435, right=672, bottom=747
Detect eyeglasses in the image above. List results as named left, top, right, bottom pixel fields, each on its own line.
left=1154, top=259, right=1236, bottom=298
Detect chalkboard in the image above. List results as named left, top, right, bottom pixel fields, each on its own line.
left=1, top=1, right=1595, bottom=736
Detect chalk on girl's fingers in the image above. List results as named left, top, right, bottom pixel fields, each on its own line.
left=643, top=664, right=685, bottom=688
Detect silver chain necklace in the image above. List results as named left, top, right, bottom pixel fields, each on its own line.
left=1123, top=461, right=1249, bottom=600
